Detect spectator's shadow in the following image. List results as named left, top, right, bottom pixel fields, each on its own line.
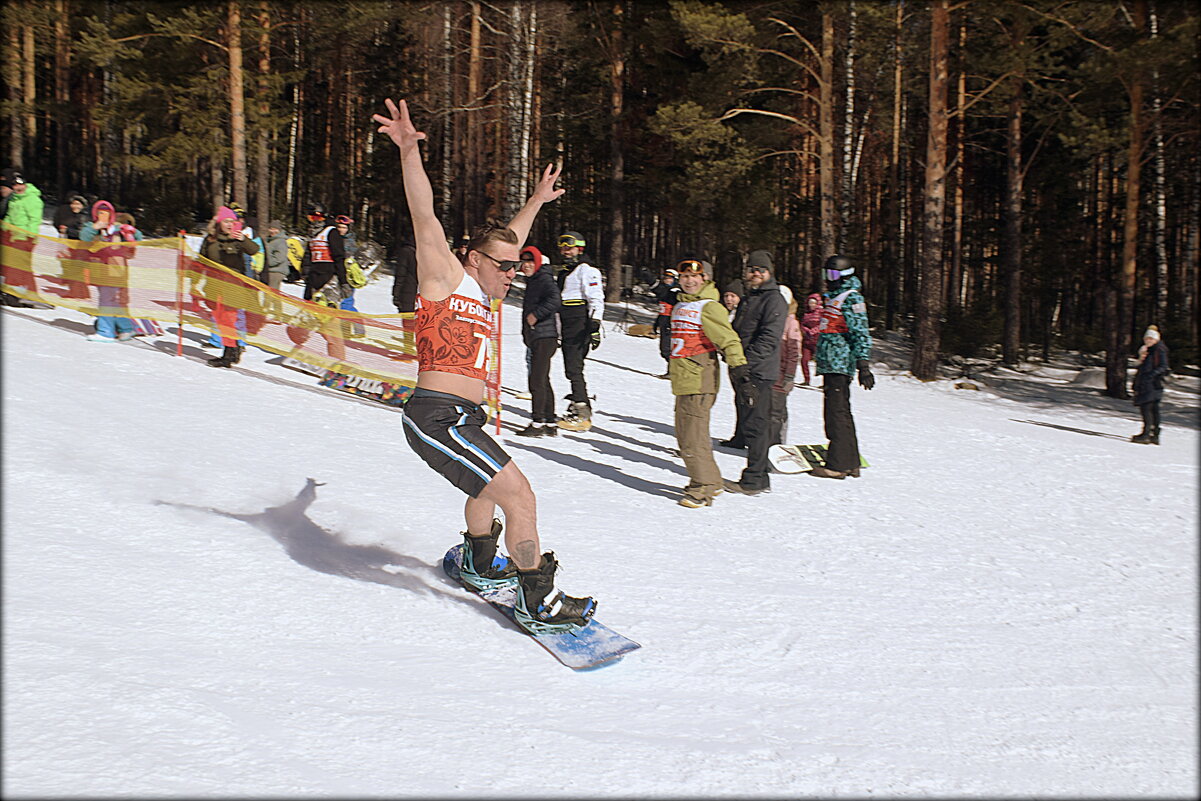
left=507, top=442, right=679, bottom=499
left=595, top=409, right=677, bottom=438
left=155, top=478, right=502, bottom=626
left=1010, top=419, right=1130, bottom=441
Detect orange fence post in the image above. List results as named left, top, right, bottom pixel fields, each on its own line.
left=176, top=230, right=186, bottom=357
left=495, top=301, right=502, bottom=434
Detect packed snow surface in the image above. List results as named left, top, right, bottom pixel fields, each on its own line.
left=3, top=273, right=1197, bottom=798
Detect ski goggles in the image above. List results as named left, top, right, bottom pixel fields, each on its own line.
left=476, top=250, right=522, bottom=273
left=558, top=234, right=586, bottom=248
left=825, top=266, right=855, bottom=281
left=335, top=215, right=353, bottom=225
left=675, top=259, right=706, bottom=274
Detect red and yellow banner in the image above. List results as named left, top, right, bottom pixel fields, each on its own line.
left=0, top=222, right=502, bottom=414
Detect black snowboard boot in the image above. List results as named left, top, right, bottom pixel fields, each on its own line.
left=514, top=552, right=597, bottom=634
left=207, top=345, right=242, bottom=368
left=1150, top=426, right=1160, bottom=445
left=1130, top=429, right=1152, bottom=444
left=515, top=423, right=545, bottom=438
left=460, top=518, right=517, bottom=590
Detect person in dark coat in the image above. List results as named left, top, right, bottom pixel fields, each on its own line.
left=198, top=206, right=259, bottom=367
left=1131, top=325, right=1170, bottom=445
left=53, top=194, right=89, bottom=239
left=723, top=249, right=787, bottom=495
left=516, top=245, right=562, bottom=436
left=650, top=267, right=681, bottom=377
left=391, top=235, right=418, bottom=313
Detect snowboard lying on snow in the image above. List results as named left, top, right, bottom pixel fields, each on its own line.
left=442, top=544, right=640, bottom=670
left=769, top=443, right=870, bottom=474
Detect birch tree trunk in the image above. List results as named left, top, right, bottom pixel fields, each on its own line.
left=22, top=24, right=35, bottom=144
left=607, top=0, right=626, bottom=301
left=819, top=9, right=837, bottom=258
left=885, top=0, right=904, bottom=329
left=255, top=1, right=271, bottom=225
left=1149, top=6, right=1168, bottom=323
left=839, top=1, right=856, bottom=253
left=911, top=0, right=949, bottom=380
left=438, top=3, right=453, bottom=232
left=227, top=0, right=249, bottom=210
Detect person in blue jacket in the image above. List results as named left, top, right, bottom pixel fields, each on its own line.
left=811, top=255, right=874, bottom=479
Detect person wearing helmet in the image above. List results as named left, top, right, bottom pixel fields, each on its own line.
left=650, top=267, right=681, bottom=378
left=554, top=230, right=604, bottom=431
left=811, top=254, right=874, bottom=479
left=373, top=96, right=596, bottom=633
left=302, top=212, right=349, bottom=306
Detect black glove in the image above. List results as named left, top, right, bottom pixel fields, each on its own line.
left=729, top=363, right=759, bottom=408
left=857, top=360, right=875, bottom=391
left=588, top=318, right=602, bottom=351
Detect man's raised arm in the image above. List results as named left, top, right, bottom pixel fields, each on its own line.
left=506, top=163, right=565, bottom=247
left=373, top=98, right=458, bottom=293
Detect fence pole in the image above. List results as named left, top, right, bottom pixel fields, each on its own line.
left=176, top=230, right=186, bottom=357
left=495, top=301, right=502, bottom=434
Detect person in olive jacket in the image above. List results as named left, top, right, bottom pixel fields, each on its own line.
left=668, top=258, right=751, bottom=508
left=1131, top=325, right=1170, bottom=445
left=725, top=249, right=787, bottom=495
left=516, top=245, right=562, bottom=437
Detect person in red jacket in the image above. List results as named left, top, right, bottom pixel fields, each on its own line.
left=799, top=292, right=822, bottom=385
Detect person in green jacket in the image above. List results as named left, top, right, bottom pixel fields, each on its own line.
left=668, top=257, right=755, bottom=508
left=1, top=169, right=43, bottom=306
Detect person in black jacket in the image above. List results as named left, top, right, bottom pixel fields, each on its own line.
left=724, top=249, right=787, bottom=495
left=391, top=235, right=417, bottom=313
left=517, top=244, right=562, bottom=436
left=650, top=267, right=681, bottom=378
left=1131, top=325, right=1171, bottom=444
left=53, top=194, right=89, bottom=239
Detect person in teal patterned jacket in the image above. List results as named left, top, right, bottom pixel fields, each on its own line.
left=812, top=255, right=874, bottom=479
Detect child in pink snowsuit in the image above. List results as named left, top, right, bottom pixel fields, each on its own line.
left=799, top=293, right=822, bottom=384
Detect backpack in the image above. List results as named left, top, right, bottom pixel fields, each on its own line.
left=346, top=256, right=368, bottom=289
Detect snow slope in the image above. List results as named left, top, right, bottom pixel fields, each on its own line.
left=3, top=275, right=1197, bottom=798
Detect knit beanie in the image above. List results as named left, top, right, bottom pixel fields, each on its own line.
left=747, top=249, right=774, bottom=270
left=723, top=281, right=743, bottom=298
left=1144, top=325, right=1161, bottom=342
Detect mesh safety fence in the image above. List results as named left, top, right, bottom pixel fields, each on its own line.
left=1, top=222, right=502, bottom=414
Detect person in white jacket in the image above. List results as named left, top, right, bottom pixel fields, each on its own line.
left=555, top=230, right=604, bottom=431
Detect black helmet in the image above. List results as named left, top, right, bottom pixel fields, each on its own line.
left=824, top=255, right=854, bottom=281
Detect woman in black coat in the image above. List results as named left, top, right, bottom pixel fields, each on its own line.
left=516, top=245, right=561, bottom=436
left=1131, top=325, right=1171, bottom=444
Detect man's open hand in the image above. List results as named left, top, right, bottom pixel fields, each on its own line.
left=372, top=98, right=426, bottom=155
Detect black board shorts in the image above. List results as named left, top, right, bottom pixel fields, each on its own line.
left=402, top=388, right=512, bottom=498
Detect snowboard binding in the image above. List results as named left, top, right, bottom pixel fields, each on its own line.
left=459, top=519, right=518, bottom=591
left=513, top=551, right=597, bottom=634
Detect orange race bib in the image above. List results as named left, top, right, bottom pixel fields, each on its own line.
left=415, top=273, right=494, bottom=380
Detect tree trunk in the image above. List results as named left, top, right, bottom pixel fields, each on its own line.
left=22, top=24, right=35, bottom=146
left=1149, top=6, right=1168, bottom=323
left=55, top=0, right=70, bottom=196
left=227, top=0, right=249, bottom=210
left=948, top=18, right=965, bottom=314
left=839, top=1, right=856, bottom=253
left=255, top=2, right=271, bottom=226
left=885, top=0, right=904, bottom=330
left=607, top=0, right=626, bottom=302
left=1001, top=81, right=1023, bottom=365
left=5, top=25, right=22, bottom=166
left=911, top=0, right=949, bottom=381
left=1106, top=0, right=1147, bottom=399
left=467, top=1, right=483, bottom=229
left=819, top=9, right=837, bottom=259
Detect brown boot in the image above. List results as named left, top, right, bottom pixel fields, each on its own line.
left=808, top=466, right=847, bottom=479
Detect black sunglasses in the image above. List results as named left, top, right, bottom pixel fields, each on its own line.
left=476, top=250, right=522, bottom=272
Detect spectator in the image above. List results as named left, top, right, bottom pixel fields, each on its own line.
left=260, top=220, right=290, bottom=317
left=721, top=281, right=742, bottom=321
left=331, top=215, right=359, bottom=313
left=53, top=194, right=89, bottom=239
left=667, top=258, right=752, bottom=508
left=199, top=206, right=260, bottom=367
left=554, top=230, right=605, bottom=432
left=1, top=168, right=42, bottom=306
left=810, top=255, right=874, bottom=479
left=650, top=267, right=681, bottom=378
left=800, top=292, right=822, bottom=385
left=723, top=249, right=787, bottom=496
left=303, top=214, right=348, bottom=306
left=767, top=284, right=802, bottom=447
left=79, top=201, right=140, bottom=342
left=516, top=245, right=561, bottom=437
left=1131, top=325, right=1170, bottom=445
left=391, top=235, right=417, bottom=313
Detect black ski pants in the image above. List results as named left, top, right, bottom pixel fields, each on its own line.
left=656, top=315, right=672, bottom=364
left=767, top=386, right=791, bottom=447
left=739, top=377, right=776, bottom=490
left=527, top=336, right=558, bottom=423
left=1138, top=400, right=1161, bottom=433
left=559, top=305, right=591, bottom=406
left=822, top=373, right=861, bottom=472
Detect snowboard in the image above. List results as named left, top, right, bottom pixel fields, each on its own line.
left=769, top=443, right=869, bottom=474
left=442, top=544, right=640, bottom=670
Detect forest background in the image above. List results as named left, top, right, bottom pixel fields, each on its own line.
left=2, top=0, right=1198, bottom=391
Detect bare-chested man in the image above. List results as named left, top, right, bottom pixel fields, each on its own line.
left=372, top=98, right=595, bottom=633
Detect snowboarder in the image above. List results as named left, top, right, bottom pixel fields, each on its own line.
left=373, top=97, right=595, bottom=633
left=554, top=230, right=604, bottom=432
left=667, top=258, right=752, bottom=507
left=811, top=255, right=874, bottom=479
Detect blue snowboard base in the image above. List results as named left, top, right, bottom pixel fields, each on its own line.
left=442, top=545, right=640, bottom=670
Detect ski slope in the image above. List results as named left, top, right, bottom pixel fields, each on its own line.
left=3, top=273, right=1197, bottom=797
